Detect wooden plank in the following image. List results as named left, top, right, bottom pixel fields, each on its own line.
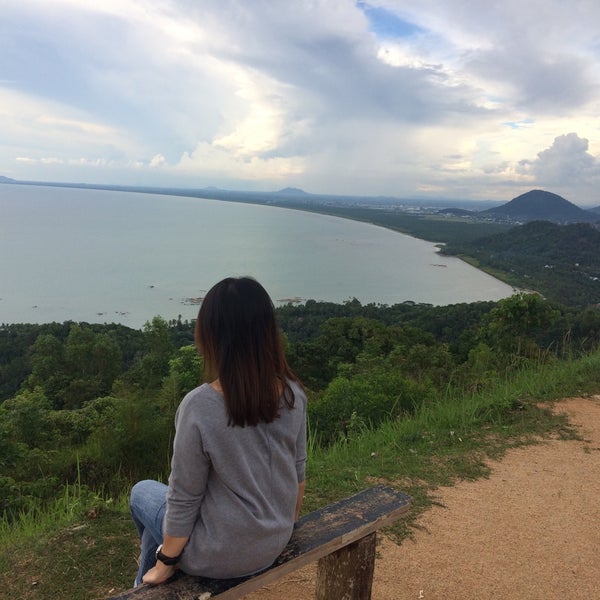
left=315, top=532, right=377, bottom=600
left=111, top=485, right=411, bottom=600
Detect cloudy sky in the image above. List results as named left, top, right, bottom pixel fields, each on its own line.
left=2, top=0, right=600, bottom=205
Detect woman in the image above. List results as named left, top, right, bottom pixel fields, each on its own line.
left=130, top=276, right=307, bottom=586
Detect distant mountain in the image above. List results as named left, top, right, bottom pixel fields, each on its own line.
left=0, top=175, right=16, bottom=183
left=481, top=189, right=598, bottom=224
left=275, top=187, right=309, bottom=195
left=590, top=205, right=600, bottom=215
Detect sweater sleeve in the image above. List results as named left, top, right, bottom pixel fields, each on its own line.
left=164, top=393, right=211, bottom=537
left=295, top=394, right=307, bottom=484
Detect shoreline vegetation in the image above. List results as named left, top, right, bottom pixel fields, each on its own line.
left=2, top=179, right=600, bottom=599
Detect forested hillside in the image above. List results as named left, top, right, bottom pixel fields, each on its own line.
left=481, top=189, right=598, bottom=224
left=2, top=295, right=600, bottom=520
left=442, top=221, right=600, bottom=307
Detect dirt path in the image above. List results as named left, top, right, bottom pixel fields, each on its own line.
left=246, top=396, right=600, bottom=600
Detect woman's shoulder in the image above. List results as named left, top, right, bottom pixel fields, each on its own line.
left=177, top=383, right=224, bottom=419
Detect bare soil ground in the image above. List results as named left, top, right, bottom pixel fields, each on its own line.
left=246, top=396, right=600, bottom=600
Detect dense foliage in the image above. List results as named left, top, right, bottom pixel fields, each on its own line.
left=2, top=295, right=600, bottom=521
left=442, top=220, right=600, bottom=307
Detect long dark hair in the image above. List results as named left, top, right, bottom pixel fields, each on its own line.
left=195, top=277, right=300, bottom=427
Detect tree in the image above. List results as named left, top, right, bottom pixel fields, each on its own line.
left=1, top=387, right=54, bottom=449
left=27, top=334, right=68, bottom=408
left=387, top=342, right=455, bottom=388
left=159, top=345, right=203, bottom=419
left=485, top=293, right=561, bottom=359
left=61, top=325, right=123, bottom=408
left=315, top=317, right=402, bottom=381
left=134, top=317, right=176, bottom=389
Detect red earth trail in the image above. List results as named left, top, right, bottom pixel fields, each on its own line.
left=246, top=396, right=600, bottom=600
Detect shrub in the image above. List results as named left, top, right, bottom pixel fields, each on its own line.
left=309, top=368, right=432, bottom=444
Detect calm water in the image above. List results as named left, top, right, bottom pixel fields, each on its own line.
left=0, top=184, right=514, bottom=328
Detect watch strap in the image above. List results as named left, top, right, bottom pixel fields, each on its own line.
left=156, top=544, right=182, bottom=566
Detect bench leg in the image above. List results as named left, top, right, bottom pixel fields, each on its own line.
left=315, top=532, right=377, bottom=600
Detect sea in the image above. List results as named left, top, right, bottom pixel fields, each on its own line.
left=0, top=183, right=515, bottom=329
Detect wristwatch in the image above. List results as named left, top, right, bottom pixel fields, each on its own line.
left=155, top=544, right=182, bottom=566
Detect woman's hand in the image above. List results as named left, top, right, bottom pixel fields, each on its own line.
left=142, top=561, right=176, bottom=586
left=143, top=534, right=188, bottom=585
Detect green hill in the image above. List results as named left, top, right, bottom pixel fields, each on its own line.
left=482, top=189, right=598, bottom=224
left=443, top=220, right=600, bottom=306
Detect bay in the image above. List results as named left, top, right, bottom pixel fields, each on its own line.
left=0, top=184, right=514, bottom=328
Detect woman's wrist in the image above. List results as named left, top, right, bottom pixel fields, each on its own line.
left=156, top=544, right=183, bottom=565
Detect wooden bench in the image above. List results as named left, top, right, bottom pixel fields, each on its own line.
left=111, top=484, right=411, bottom=600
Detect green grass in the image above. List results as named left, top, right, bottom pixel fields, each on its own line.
left=2, top=350, right=599, bottom=599
left=303, top=352, right=597, bottom=532
left=1, top=485, right=138, bottom=600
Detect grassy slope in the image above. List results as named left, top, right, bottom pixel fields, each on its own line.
left=10, top=508, right=136, bottom=600
left=3, top=350, right=600, bottom=600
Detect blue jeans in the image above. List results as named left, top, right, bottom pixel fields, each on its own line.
left=130, top=479, right=168, bottom=586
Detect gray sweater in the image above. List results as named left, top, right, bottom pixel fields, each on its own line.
left=164, top=381, right=307, bottom=578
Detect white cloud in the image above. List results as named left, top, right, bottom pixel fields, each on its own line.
left=210, top=71, right=293, bottom=157
left=517, top=133, right=600, bottom=187
left=0, top=88, right=137, bottom=156
left=176, top=142, right=306, bottom=181
left=36, top=115, right=116, bottom=137
left=1, top=0, right=600, bottom=203
left=150, top=154, right=166, bottom=168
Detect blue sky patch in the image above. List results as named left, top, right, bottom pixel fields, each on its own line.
left=357, top=2, right=423, bottom=38
left=503, top=118, right=535, bottom=129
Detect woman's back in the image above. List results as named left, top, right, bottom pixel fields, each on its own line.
left=129, top=277, right=306, bottom=586
left=165, top=380, right=307, bottom=578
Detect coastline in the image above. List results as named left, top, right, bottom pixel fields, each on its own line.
left=1, top=181, right=519, bottom=328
